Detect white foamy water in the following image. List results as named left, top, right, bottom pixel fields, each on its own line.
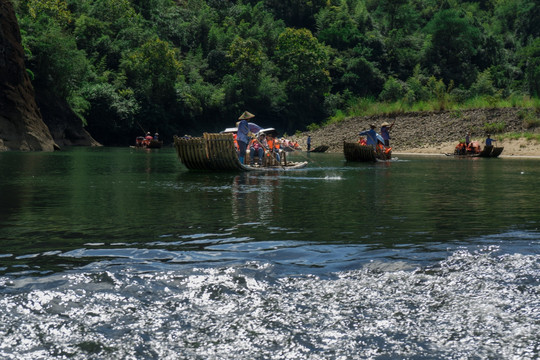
left=0, top=248, right=538, bottom=359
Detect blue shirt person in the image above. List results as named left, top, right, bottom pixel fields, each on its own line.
left=359, top=124, right=380, bottom=146
left=236, top=111, right=254, bottom=164
left=486, top=134, right=495, bottom=146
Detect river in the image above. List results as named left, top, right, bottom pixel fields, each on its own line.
left=0, top=147, right=538, bottom=359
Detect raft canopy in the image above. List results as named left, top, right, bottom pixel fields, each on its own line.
left=258, top=128, right=278, bottom=137
left=220, top=122, right=265, bottom=135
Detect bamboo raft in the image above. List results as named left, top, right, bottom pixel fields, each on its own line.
left=308, top=145, right=329, bottom=153
left=450, top=145, right=504, bottom=158
left=146, top=140, right=163, bottom=149
left=343, top=142, right=392, bottom=162
left=174, top=133, right=308, bottom=171
left=476, top=145, right=504, bottom=157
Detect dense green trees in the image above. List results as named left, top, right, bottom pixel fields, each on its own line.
left=12, top=0, right=540, bottom=144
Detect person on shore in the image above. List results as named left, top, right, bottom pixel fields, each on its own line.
left=486, top=134, right=496, bottom=146
left=380, top=121, right=395, bottom=147
left=307, top=136, right=311, bottom=152
left=236, top=111, right=254, bottom=164
left=358, top=124, right=379, bottom=147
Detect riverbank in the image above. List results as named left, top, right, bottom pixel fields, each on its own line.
left=295, top=107, right=540, bottom=157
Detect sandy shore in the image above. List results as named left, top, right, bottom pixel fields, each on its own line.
left=396, top=138, right=540, bottom=158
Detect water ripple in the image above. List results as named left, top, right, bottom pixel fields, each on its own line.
left=0, top=249, right=538, bottom=359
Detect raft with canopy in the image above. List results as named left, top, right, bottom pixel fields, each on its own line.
left=174, top=133, right=308, bottom=171
left=343, top=142, right=392, bottom=162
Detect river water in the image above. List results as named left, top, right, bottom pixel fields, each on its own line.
left=0, top=147, right=538, bottom=359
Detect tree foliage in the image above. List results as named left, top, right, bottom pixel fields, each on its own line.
left=13, top=0, right=540, bottom=144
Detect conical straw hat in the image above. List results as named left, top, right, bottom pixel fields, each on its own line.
left=238, top=111, right=255, bottom=120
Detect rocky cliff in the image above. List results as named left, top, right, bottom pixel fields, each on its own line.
left=0, top=1, right=99, bottom=151
left=36, top=92, right=101, bottom=148
left=0, top=0, right=57, bottom=151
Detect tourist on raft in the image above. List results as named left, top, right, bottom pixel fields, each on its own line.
left=236, top=111, right=254, bottom=164
left=250, top=133, right=267, bottom=166
left=266, top=133, right=281, bottom=163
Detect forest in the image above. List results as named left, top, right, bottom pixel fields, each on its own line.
left=12, top=0, right=540, bottom=145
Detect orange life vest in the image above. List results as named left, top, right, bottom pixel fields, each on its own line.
left=267, top=138, right=280, bottom=151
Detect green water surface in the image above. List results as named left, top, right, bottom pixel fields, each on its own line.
left=1, top=147, right=539, bottom=274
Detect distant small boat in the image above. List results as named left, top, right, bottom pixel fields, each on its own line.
left=343, top=142, right=391, bottom=162
left=134, top=137, right=162, bottom=149
left=308, top=145, right=329, bottom=153
left=174, top=133, right=307, bottom=171
left=448, top=144, right=503, bottom=158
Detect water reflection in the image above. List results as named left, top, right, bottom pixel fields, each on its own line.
left=231, top=173, right=281, bottom=224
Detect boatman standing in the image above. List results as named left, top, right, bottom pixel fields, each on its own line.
left=380, top=121, right=395, bottom=147
left=236, top=111, right=254, bottom=164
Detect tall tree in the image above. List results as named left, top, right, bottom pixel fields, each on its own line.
left=423, top=8, right=482, bottom=87
left=520, top=38, right=540, bottom=97
left=275, top=28, right=331, bottom=129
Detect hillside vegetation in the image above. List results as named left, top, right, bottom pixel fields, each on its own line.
left=13, top=0, right=540, bottom=145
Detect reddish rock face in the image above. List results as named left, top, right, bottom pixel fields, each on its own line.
left=0, top=0, right=56, bottom=151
